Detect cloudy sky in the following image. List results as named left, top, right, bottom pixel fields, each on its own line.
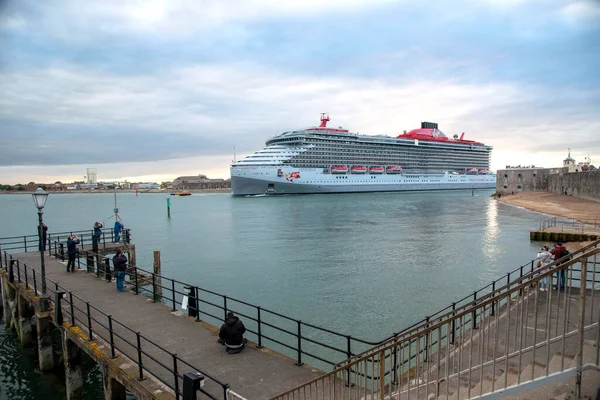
left=0, top=0, right=598, bottom=184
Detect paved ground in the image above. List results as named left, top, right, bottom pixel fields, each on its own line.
left=12, top=249, right=324, bottom=400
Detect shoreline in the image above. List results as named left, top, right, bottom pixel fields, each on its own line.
left=496, top=192, right=600, bottom=222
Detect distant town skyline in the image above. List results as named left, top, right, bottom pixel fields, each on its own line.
left=1, top=0, right=598, bottom=185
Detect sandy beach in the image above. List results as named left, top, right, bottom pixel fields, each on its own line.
left=497, top=192, right=600, bottom=222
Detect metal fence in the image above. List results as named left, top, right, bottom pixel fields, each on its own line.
left=271, top=243, right=600, bottom=399
left=539, top=217, right=599, bottom=234
left=2, top=229, right=597, bottom=375
left=1, top=251, right=230, bottom=400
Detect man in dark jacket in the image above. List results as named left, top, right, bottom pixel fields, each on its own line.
left=66, top=235, right=80, bottom=272
left=218, top=312, right=246, bottom=354
left=38, top=222, right=48, bottom=251
left=550, top=242, right=568, bottom=290
left=112, top=250, right=128, bottom=292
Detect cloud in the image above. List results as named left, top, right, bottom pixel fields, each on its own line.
left=0, top=0, right=598, bottom=184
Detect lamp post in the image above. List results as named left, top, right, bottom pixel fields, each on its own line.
left=32, top=187, right=49, bottom=297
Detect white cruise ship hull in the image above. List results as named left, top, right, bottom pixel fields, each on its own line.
left=231, top=167, right=496, bottom=195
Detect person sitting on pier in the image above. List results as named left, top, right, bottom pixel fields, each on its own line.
left=114, top=218, right=124, bottom=243
left=66, top=235, right=80, bottom=272
left=112, top=250, right=128, bottom=293
left=218, top=312, right=247, bottom=354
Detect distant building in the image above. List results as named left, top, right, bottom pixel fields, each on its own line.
left=86, top=168, right=98, bottom=184
left=172, top=174, right=230, bottom=190
left=137, top=183, right=160, bottom=189
left=497, top=150, right=599, bottom=201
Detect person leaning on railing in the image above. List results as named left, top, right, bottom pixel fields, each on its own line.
left=536, top=245, right=553, bottom=291
left=113, top=250, right=127, bottom=292
left=550, top=242, right=569, bottom=291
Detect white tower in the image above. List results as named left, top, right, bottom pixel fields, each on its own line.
left=86, top=168, right=97, bottom=184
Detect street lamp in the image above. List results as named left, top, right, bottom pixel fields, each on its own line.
left=32, top=187, right=49, bottom=297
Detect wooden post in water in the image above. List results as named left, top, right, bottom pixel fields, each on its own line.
left=153, top=250, right=162, bottom=301
left=167, top=198, right=171, bottom=218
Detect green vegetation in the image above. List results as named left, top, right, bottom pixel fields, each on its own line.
left=0, top=185, right=11, bottom=191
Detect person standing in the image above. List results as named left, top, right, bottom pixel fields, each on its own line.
left=38, top=222, right=48, bottom=251
left=536, top=245, right=553, bottom=291
left=93, top=222, right=103, bottom=250
left=114, top=218, right=124, bottom=243
left=112, top=250, right=128, bottom=292
left=66, top=235, right=80, bottom=272
left=550, top=242, right=568, bottom=290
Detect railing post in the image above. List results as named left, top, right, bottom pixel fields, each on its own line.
left=472, top=292, right=478, bottom=330
left=24, top=236, right=27, bottom=252
left=450, top=302, right=456, bottom=345
left=136, top=332, right=145, bottom=381
left=491, top=281, right=496, bottom=316
left=223, top=295, right=228, bottom=321
left=24, top=263, right=28, bottom=288
left=16, top=260, right=20, bottom=282
left=108, top=315, right=116, bottom=359
left=86, top=302, right=93, bottom=341
left=257, top=307, right=263, bottom=348
left=424, top=316, right=430, bottom=360
left=172, top=355, right=180, bottom=400
left=104, top=258, right=111, bottom=282
left=195, top=287, right=200, bottom=322
left=171, top=280, right=176, bottom=311
left=152, top=273, right=156, bottom=302
left=392, top=334, right=398, bottom=385
left=296, top=320, right=303, bottom=366
left=134, top=267, right=139, bottom=295
left=8, top=259, right=15, bottom=283
left=575, top=258, right=588, bottom=398
left=69, top=292, right=75, bottom=326
left=33, top=270, right=37, bottom=293
left=346, top=335, right=353, bottom=387
left=519, top=266, right=524, bottom=296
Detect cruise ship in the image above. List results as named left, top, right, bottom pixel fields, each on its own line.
left=231, top=114, right=496, bottom=195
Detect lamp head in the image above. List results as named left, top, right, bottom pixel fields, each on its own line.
left=32, top=187, right=49, bottom=210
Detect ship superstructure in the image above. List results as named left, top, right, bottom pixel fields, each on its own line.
left=231, top=114, right=496, bottom=195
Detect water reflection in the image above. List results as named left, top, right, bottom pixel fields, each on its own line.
left=483, top=199, right=501, bottom=262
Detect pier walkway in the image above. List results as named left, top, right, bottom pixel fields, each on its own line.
left=8, top=247, right=324, bottom=399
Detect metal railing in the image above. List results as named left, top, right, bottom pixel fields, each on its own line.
left=539, top=217, right=599, bottom=233
left=0, top=250, right=230, bottom=400
left=0, top=228, right=130, bottom=255
left=271, top=245, right=600, bottom=399
left=3, top=229, right=599, bottom=375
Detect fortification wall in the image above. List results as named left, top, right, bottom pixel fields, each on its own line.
left=496, top=169, right=551, bottom=195
left=548, top=170, right=600, bottom=201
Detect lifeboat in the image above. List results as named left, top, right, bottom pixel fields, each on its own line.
left=369, top=166, right=385, bottom=174
left=386, top=166, right=403, bottom=174
left=351, top=166, right=367, bottom=174
left=478, top=169, right=489, bottom=175
left=331, top=165, right=349, bottom=174
left=466, top=168, right=479, bottom=174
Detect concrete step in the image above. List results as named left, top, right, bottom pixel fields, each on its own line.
left=438, top=367, right=519, bottom=400
left=569, top=339, right=598, bottom=368
left=547, top=352, right=575, bottom=375
left=517, top=360, right=547, bottom=384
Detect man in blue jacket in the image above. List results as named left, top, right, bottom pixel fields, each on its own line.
left=114, top=218, right=124, bottom=243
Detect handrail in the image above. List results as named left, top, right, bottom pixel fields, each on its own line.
left=271, top=247, right=600, bottom=399
left=4, top=229, right=599, bottom=374
left=0, top=249, right=229, bottom=399
left=539, top=216, right=599, bottom=231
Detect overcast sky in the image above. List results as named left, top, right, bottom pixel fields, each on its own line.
left=0, top=0, right=598, bottom=184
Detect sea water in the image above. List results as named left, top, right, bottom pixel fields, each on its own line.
left=0, top=190, right=549, bottom=397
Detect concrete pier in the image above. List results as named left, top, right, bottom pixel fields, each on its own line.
left=0, top=245, right=324, bottom=399
left=63, top=333, right=84, bottom=399
left=17, top=293, right=33, bottom=346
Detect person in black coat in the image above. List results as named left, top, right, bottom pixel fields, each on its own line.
left=38, top=222, right=48, bottom=251
left=66, top=235, right=80, bottom=272
left=218, top=312, right=246, bottom=353
left=112, top=250, right=128, bottom=292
